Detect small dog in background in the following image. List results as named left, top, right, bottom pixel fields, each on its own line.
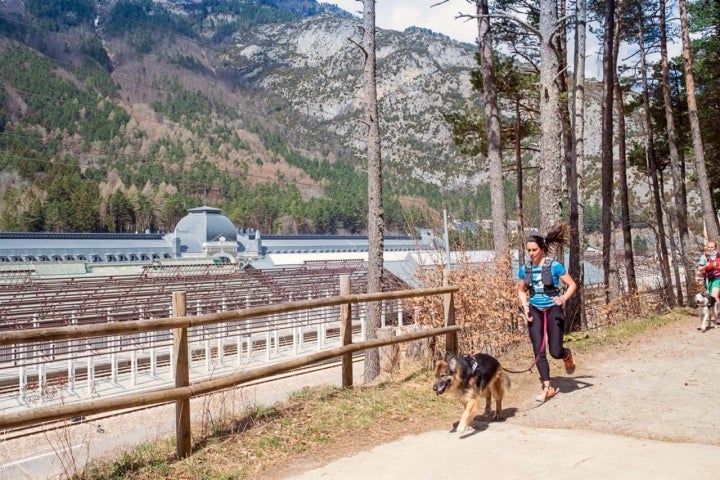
left=694, top=292, right=717, bottom=332
left=432, top=352, right=510, bottom=435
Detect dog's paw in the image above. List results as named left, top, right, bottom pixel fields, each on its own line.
left=489, top=410, right=506, bottom=421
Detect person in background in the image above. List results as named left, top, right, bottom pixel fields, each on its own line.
left=698, top=240, right=720, bottom=325
left=517, top=221, right=578, bottom=402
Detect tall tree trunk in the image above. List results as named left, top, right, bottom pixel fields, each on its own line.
left=601, top=0, right=618, bottom=304
left=555, top=0, right=575, bottom=270
left=612, top=0, right=637, bottom=294
left=660, top=177, right=684, bottom=300
left=361, top=0, right=384, bottom=382
left=637, top=11, right=675, bottom=304
left=557, top=0, right=575, bottom=330
left=659, top=0, right=691, bottom=305
left=558, top=0, right=573, bottom=199
left=476, top=0, right=509, bottom=262
left=538, top=0, right=563, bottom=231
left=568, top=0, right=587, bottom=330
left=515, top=97, right=525, bottom=266
left=679, top=0, right=719, bottom=240
left=615, top=80, right=637, bottom=293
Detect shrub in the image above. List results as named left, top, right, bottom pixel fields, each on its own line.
left=404, top=253, right=524, bottom=357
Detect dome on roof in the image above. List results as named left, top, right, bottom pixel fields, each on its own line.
left=173, top=206, right=237, bottom=253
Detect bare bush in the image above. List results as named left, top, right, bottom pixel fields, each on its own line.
left=404, top=254, right=525, bottom=357
left=583, top=285, right=672, bottom=328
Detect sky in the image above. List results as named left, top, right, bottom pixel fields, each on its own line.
left=326, top=0, right=479, bottom=44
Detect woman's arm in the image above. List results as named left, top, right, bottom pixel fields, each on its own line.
left=517, top=279, right=531, bottom=320
left=555, top=272, right=577, bottom=306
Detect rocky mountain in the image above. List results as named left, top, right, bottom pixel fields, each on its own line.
left=216, top=12, right=480, bottom=184
left=155, top=1, right=483, bottom=189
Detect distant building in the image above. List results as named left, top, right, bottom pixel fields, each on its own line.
left=0, top=206, right=444, bottom=285
left=0, top=205, right=237, bottom=267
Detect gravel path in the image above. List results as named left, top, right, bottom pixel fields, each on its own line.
left=510, top=313, right=720, bottom=445
left=281, top=312, right=720, bottom=480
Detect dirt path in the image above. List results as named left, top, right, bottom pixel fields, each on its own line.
left=510, top=313, right=720, bottom=444
left=279, top=313, right=720, bottom=479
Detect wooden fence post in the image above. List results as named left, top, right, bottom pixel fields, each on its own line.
left=340, top=275, right=353, bottom=388
left=172, top=291, right=191, bottom=459
left=443, top=269, right=457, bottom=355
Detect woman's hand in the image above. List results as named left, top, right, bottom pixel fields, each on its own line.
left=554, top=295, right=567, bottom=306
left=517, top=279, right=531, bottom=322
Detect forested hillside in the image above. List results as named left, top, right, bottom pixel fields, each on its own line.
left=0, top=0, right=710, bottom=248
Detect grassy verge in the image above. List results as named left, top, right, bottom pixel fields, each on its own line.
left=73, top=309, right=692, bottom=480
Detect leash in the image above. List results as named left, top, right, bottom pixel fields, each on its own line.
left=503, top=306, right=548, bottom=374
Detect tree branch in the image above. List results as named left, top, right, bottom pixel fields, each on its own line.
left=457, top=9, right=542, bottom=38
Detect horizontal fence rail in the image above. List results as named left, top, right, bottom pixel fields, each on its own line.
left=0, top=287, right=455, bottom=346
left=0, top=274, right=460, bottom=459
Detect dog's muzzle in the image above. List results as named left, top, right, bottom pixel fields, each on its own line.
left=433, top=380, right=449, bottom=395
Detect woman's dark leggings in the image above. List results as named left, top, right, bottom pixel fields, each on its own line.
left=527, top=304, right=568, bottom=382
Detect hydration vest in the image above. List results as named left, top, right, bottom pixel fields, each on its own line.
left=704, top=253, right=720, bottom=280
left=524, top=257, right=559, bottom=296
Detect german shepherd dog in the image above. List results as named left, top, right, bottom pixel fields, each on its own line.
left=433, top=352, right=511, bottom=434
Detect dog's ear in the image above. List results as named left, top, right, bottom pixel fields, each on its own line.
left=444, top=352, right=453, bottom=362
left=447, top=357, right=458, bottom=373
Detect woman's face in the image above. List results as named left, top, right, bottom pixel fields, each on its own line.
left=526, top=241, right=542, bottom=264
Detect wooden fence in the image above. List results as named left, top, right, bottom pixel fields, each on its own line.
left=0, top=274, right=460, bottom=458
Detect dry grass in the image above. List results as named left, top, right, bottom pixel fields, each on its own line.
left=74, top=363, right=459, bottom=480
